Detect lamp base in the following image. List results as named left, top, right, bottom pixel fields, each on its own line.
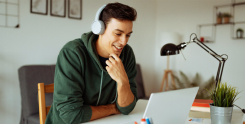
left=159, top=69, right=176, bottom=92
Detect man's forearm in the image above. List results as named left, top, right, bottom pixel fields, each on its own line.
left=105, top=54, right=135, bottom=107
left=89, top=103, right=120, bottom=121
left=117, top=80, right=135, bottom=107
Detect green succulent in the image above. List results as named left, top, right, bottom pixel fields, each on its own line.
left=207, top=82, right=241, bottom=107
left=223, top=13, right=232, bottom=17
left=237, top=28, right=244, bottom=32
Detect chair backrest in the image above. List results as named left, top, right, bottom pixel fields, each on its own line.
left=38, top=83, right=54, bottom=124
left=18, top=65, right=55, bottom=124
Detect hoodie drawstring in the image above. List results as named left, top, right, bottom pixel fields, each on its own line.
left=111, top=83, right=118, bottom=104
left=96, top=70, right=118, bottom=106
left=96, top=71, right=103, bottom=106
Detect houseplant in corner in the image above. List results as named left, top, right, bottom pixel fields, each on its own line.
left=208, top=82, right=241, bottom=124
left=223, top=13, right=232, bottom=23
left=236, top=28, right=244, bottom=38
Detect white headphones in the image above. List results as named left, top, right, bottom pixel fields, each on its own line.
left=91, top=5, right=106, bottom=35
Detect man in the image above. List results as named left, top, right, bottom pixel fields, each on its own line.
left=45, top=2, right=138, bottom=124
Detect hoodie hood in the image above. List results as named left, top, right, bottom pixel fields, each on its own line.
left=81, top=31, right=126, bottom=72
left=81, top=31, right=118, bottom=106
left=80, top=31, right=105, bottom=71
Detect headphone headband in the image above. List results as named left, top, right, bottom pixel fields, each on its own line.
left=91, top=5, right=106, bottom=35
left=95, top=5, right=106, bottom=20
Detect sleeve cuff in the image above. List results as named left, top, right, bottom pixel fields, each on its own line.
left=116, top=97, right=137, bottom=115
left=80, top=105, right=92, bottom=123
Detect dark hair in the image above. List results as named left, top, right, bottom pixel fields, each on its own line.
left=100, top=2, right=137, bottom=28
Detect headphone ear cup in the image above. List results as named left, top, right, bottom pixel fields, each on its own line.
left=91, top=20, right=105, bottom=35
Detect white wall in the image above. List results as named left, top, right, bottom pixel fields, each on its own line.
left=155, top=0, right=245, bottom=121
left=0, top=0, right=156, bottom=123
left=1, top=0, right=245, bottom=123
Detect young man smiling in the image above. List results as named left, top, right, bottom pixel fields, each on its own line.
left=45, top=2, right=138, bottom=124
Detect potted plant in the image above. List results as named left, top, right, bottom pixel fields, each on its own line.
left=223, top=13, right=232, bottom=23
left=217, top=12, right=223, bottom=24
left=207, top=82, right=241, bottom=124
left=236, top=28, right=244, bottom=38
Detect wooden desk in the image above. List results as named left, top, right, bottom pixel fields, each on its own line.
left=83, top=100, right=148, bottom=124
left=83, top=100, right=244, bottom=124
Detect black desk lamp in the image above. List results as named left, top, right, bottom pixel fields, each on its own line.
left=160, top=34, right=245, bottom=114
left=160, top=33, right=228, bottom=89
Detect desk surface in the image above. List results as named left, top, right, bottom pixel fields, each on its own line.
left=83, top=100, right=148, bottom=124
left=83, top=99, right=244, bottom=124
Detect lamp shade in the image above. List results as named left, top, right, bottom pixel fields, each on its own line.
left=160, top=43, right=180, bottom=56
left=159, top=32, right=180, bottom=49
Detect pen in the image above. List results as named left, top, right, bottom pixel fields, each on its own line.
left=145, top=117, right=151, bottom=124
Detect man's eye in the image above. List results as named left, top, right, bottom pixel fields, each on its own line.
left=127, top=35, right=131, bottom=37
left=116, top=33, right=121, bottom=36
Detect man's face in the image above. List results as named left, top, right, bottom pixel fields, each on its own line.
left=99, top=18, right=133, bottom=57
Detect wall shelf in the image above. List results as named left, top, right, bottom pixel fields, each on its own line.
left=232, top=37, right=245, bottom=39
left=197, top=0, right=245, bottom=42
left=199, top=22, right=245, bottom=26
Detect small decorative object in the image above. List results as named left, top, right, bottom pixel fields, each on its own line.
left=200, top=37, right=204, bottom=42
left=50, top=0, right=66, bottom=17
left=30, top=0, right=48, bottom=15
left=223, top=12, right=232, bottom=23
left=217, top=12, right=222, bottom=24
left=199, top=36, right=213, bottom=43
left=236, top=28, right=244, bottom=38
left=207, top=82, right=241, bottom=124
left=68, top=0, right=82, bottom=19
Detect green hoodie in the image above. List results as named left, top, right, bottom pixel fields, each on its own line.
left=45, top=31, right=138, bottom=124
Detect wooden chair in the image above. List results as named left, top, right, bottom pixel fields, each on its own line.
left=38, top=83, right=54, bottom=124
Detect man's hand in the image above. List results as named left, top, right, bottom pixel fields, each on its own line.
left=105, top=53, right=129, bottom=84
left=105, top=53, right=135, bottom=108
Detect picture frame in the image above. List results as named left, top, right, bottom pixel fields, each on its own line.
left=50, top=0, right=66, bottom=17
left=30, top=0, right=48, bottom=15
left=68, top=0, right=82, bottom=20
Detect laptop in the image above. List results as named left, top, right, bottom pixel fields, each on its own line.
left=142, top=87, right=199, bottom=124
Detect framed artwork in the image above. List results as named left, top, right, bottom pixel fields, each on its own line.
left=68, top=0, right=82, bottom=19
left=50, top=0, right=66, bottom=17
left=30, top=0, right=48, bottom=15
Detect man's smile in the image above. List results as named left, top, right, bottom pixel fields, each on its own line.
left=113, top=45, right=123, bottom=52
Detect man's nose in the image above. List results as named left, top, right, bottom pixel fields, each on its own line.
left=120, top=36, right=127, bottom=46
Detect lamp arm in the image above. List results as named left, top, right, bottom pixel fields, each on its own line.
left=194, top=40, right=226, bottom=88
left=193, top=37, right=227, bottom=60
left=188, top=33, right=228, bottom=88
